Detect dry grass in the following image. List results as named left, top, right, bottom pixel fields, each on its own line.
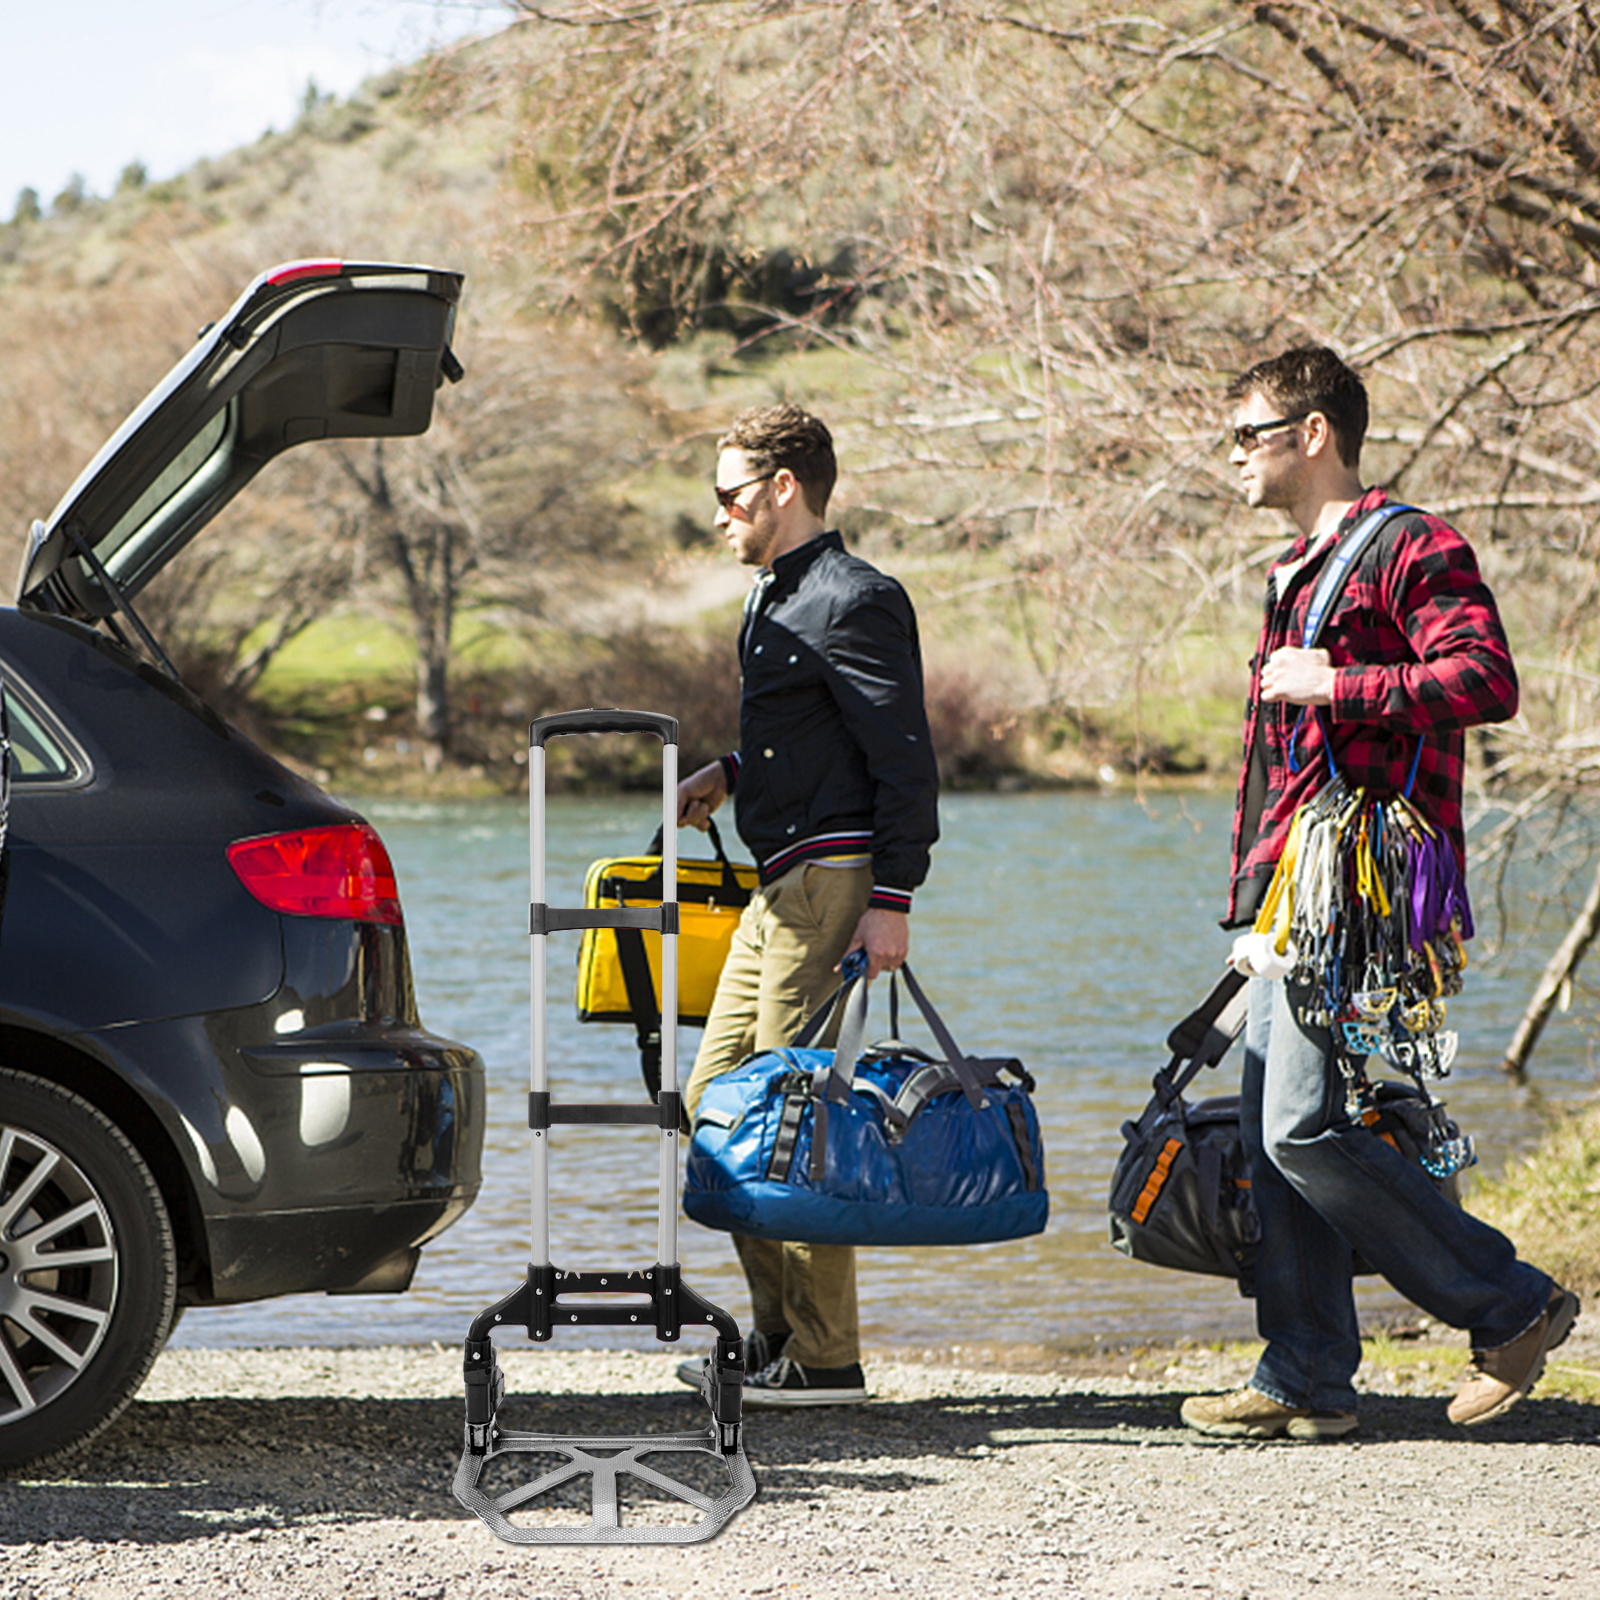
left=1466, top=1100, right=1600, bottom=1302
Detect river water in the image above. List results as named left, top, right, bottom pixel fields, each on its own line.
left=171, top=789, right=1600, bottom=1355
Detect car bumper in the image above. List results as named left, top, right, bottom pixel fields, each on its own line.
left=78, top=1014, right=485, bottom=1303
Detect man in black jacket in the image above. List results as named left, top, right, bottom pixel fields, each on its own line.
left=676, top=403, right=939, bottom=1406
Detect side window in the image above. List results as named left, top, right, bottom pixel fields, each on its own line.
left=0, top=672, right=87, bottom=785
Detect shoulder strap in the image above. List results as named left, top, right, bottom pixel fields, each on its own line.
left=1301, top=502, right=1414, bottom=649
left=1157, top=969, right=1249, bottom=1098
left=1294, top=501, right=1417, bottom=784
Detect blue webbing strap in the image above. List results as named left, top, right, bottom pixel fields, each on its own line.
left=1286, top=502, right=1417, bottom=780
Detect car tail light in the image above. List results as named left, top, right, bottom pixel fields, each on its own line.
left=227, top=823, right=403, bottom=925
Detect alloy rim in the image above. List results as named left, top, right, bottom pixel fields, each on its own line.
left=0, top=1125, right=118, bottom=1422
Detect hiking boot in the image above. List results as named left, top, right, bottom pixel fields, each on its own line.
left=740, top=1355, right=870, bottom=1408
left=1181, top=1386, right=1358, bottom=1441
left=675, top=1328, right=787, bottom=1391
left=1448, top=1286, right=1580, bottom=1427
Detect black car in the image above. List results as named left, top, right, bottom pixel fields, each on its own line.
left=0, top=260, right=484, bottom=1473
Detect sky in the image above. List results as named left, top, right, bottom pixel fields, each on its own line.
left=1, top=0, right=512, bottom=217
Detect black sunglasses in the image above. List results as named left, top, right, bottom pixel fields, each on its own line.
left=714, top=473, right=775, bottom=511
left=1231, top=412, right=1310, bottom=452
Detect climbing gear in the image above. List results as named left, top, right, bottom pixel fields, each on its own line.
left=1249, top=502, right=1476, bottom=1169
left=453, top=710, right=756, bottom=1546
left=684, top=956, right=1048, bottom=1247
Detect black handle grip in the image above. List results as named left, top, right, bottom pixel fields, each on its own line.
left=529, top=708, right=679, bottom=747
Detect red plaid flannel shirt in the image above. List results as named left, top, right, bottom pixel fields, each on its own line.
left=1225, top=488, right=1518, bottom=927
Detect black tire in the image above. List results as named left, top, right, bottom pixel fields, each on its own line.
left=0, top=1068, right=176, bottom=1474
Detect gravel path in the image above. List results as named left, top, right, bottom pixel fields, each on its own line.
left=2, top=1333, right=1597, bottom=1600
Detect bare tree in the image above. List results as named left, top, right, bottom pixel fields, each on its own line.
left=324, top=313, right=666, bottom=769
left=487, top=0, right=1600, bottom=1066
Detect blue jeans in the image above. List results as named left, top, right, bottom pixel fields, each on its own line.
left=1242, top=976, right=1552, bottom=1412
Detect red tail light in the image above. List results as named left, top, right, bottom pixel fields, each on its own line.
left=227, top=823, right=403, bottom=925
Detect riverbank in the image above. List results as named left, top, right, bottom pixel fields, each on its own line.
left=4, top=1331, right=1597, bottom=1600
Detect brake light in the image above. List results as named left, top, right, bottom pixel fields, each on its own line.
left=228, top=823, right=403, bottom=925
left=265, top=259, right=343, bottom=285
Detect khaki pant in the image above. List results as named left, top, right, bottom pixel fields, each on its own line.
left=685, top=859, right=870, bottom=1370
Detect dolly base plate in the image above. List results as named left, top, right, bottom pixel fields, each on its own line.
left=454, top=1420, right=755, bottom=1546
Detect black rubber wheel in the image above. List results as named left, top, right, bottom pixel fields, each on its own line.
left=0, top=1067, right=177, bottom=1474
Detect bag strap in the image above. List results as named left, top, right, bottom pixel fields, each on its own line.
left=613, top=926, right=663, bottom=1099
left=813, top=962, right=991, bottom=1111
left=649, top=816, right=740, bottom=896
left=1289, top=502, right=1416, bottom=782
left=892, top=964, right=991, bottom=1110
left=888, top=1058, right=1021, bottom=1127
left=1301, top=503, right=1412, bottom=650
left=1156, top=969, right=1249, bottom=1098
left=794, top=956, right=995, bottom=1182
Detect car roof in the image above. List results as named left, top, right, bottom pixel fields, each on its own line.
left=17, top=259, right=463, bottom=621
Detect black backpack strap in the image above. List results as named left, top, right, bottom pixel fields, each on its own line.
left=1157, top=969, right=1249, bottom=1099
left=613, top=926, right=663, bottom=1101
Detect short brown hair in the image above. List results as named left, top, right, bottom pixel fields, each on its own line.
left=1226, top=345, right=1368, bottom=469
left=719, top=403, right=837, bottom=518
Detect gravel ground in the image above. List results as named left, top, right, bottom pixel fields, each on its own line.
left=2, top=1331, right=1597, bottom=1600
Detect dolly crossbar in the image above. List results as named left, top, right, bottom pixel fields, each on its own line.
left=453, top=708, right=756, bottom=1545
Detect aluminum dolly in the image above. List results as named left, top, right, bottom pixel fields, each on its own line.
left=453, top=709, right=756, bottom=1545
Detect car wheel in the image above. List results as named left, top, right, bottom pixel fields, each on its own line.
left=0, top=1068, right=177, bottom=1474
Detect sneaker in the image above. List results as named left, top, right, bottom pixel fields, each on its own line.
left=675, top=1328, right=788, bottom=1391
left=1448, top=1286, right=1580, bottom=1427
left=740, top=1355, right=870, bottom=1408
left=1181, top=1386, right=1358, bottom=1441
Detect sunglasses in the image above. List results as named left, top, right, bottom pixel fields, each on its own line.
left=714, top=473, right=775, bottom=512
left=1231, top=412, right=1309, bottom=452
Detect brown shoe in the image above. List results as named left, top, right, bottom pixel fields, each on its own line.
left=1448, top=1286, right=1581, bottom=1427
left=1181, top=1386, right=1358, bottom=1440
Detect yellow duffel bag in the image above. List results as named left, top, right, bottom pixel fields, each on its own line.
left=576, top=819, right=758, bottom=1030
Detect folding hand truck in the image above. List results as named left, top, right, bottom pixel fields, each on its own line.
left=453, top=709, right=757, bottom=1545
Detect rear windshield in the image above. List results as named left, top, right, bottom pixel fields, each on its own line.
left=97, top=408, right=231, bottom=585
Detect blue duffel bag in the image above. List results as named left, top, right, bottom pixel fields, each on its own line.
left=684, top=958, right=1048, bottom=1246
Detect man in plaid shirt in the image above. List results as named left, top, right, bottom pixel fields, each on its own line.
left=1183, top=345, right=1578, bottom=1440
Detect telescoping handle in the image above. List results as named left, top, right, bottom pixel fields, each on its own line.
left=526, top=708, right=681, bottom=1274
left=531, top=708, right=679, bottom=746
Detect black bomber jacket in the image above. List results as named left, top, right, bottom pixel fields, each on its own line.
left=719, top=531, right=939, bottom=910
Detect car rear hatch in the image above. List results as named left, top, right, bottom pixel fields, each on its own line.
left=16, top=258, right=463, bottom=624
